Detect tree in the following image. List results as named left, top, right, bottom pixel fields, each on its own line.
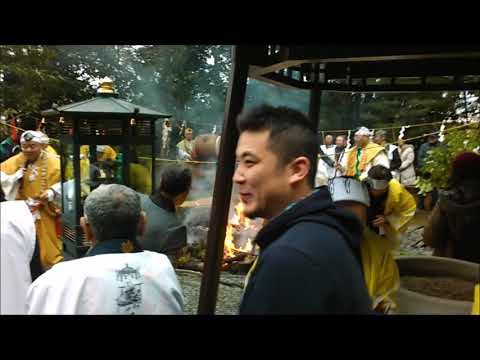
left=0, top=45, right=90, bottom=128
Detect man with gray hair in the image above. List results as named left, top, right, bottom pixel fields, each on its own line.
left=26, top=184, right=184, bottom=315
left=373, top=130, right=401, bottom=178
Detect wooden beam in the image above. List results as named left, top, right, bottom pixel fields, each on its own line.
left=287, top=45, right=480, bottom=63
left=319, top=82, right=480, bottom=92
left=252, top=72, right=312, bottom=90
left=197, top=45, right=249, bottom=315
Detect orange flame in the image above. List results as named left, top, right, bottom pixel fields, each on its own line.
left=224, top=201, right=255, bottom=259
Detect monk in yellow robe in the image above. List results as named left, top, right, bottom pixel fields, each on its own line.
left=366, top=165, right=417, bottom=248
left=1, top=131, right=63, bottom=269
left=341, top=127, right=390, bottom=180
left=330, top=176, right=400, bottom=313
left=176, top=128, right=194, bottom=160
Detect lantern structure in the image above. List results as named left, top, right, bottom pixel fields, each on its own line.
left=42, top=78, right=171, bottom=258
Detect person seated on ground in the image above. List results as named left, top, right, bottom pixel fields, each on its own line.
left=423, top=151, right=480, bottom=264
left=26, top=184, right=184, bottom=315
left=1, top=187, right=37, bottom=314
left=139, top=165, right=191, bottom=265
left=366, top=165, right=417, bottom=248
left=329, top=177, right=400, bottom=314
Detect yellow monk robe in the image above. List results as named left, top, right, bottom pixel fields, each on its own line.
left=129, top=163, right=152, bottom=195
left=383, top=179, right=417, bottom=248
left=473, top=283, right=479, bottom=315
left=45, top=145, right=58, bottom=155
left=361, top=228, right=400, bottom=313
left=1, top=151, right=63, bottom=268
left=345, top=142, right=386, bottom=179
left=80, top=145, right=117, bottom=162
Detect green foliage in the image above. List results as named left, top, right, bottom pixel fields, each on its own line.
left=0, top=45, right=90, bottom=123
left=416, top=123, right=480, bottom=193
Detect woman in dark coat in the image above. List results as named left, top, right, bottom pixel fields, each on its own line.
left=423, top=151, right=480, bottom=263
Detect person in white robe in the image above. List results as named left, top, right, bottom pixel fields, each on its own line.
left=26, top=184, right=184, bottom=315
left=1, top=200, right=36, bottom=314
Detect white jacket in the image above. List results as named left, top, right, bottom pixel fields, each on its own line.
left=26, top=251, right=184, bottom=315
left=398, top=145, right=416, bottom=186
left=1, top=201, right=36, bottom=314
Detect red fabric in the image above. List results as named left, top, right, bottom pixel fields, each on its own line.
left=10, top=118, right=18, bottom=143
left=56, top=216, right=63, bottom=237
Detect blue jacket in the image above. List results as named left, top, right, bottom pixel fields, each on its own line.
left=239, top=186, right=372, bottom=314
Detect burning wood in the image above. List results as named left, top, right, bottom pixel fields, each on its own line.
left=178, top=198, right=260, bottom=275
left=223, top=201, right=259, bottom=261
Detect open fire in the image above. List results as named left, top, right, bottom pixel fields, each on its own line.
left=223, top=201, right=259, bottom=260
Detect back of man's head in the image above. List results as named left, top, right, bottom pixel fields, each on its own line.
left=368, top=165, right=393, bottom=181
left=157, top=165, right=192, bottom=198
left=236, top=104, right=318, bottom=188
left=84, top=184, right=141, bottom=242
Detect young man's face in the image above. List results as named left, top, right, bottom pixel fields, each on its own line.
left=21, top=141, right=44, bottom=163
left=233, top=130, right=293, bottom=220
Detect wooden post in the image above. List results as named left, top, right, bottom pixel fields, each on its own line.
left=309, top=63, right=321, bottom=130
left=197, top=46, right=249, bottom=315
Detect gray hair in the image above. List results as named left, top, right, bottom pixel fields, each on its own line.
left=375, top=130, right=387, bottom=138
left=84, top=184, right=141, bottom=242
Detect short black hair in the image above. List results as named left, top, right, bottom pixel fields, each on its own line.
left=368, top=165, right=393, bottom=181
left=236, top=104, right=318, bottom=188
left=157, top=165, right=192, bottom=197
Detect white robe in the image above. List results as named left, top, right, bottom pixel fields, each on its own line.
left=1, top=201, right=36, bottom=315
left=26, top=251, right=184, bottom=315
left=318, top=145, right=336, bottom=179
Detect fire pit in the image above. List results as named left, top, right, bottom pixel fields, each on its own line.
left=178, top=198, right=260, bottom=275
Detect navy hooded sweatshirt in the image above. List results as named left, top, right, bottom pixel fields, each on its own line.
left=239, top=186, right=372, bottom=314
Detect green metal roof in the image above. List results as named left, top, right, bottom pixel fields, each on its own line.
left=41, top=94, right=171, bottom=119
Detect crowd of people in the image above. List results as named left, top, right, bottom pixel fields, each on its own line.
left=1, top=105, right=479, bottom=315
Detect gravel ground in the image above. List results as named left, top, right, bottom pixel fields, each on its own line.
left=176, top=269, right=245, bottom=315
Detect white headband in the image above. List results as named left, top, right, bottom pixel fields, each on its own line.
left=366, top=178, right=389, bottom=190
left=20, top=131, right=49, bottom=145
left=355, top=127, right=371, bottom=137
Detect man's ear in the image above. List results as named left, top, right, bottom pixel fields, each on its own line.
left=80, top=217, right=95, bottom=243
left=137, top=211, right=147, bottom=238
left=288, top=157, right=311, bottom=185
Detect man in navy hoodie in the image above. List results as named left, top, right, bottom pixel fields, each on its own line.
left=234, top=105, right=372, bottom=314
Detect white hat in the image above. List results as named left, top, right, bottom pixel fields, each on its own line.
left=355, top=127, right=371, bottom=137
left=328, top=177, right=370, bottom=207
left=20, top=131, right=49, bottom=144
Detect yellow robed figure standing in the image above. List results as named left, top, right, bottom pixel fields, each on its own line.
left=1, top=131, right=63, bottom=269
left=341, top=127, right=390, bottom=180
